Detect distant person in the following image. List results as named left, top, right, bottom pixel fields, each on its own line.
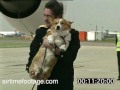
left=26, top=0, right=80, bottom=90
left=116, top=32, right=120, bottom=80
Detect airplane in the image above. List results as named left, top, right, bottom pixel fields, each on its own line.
left=0, top=0, right=67, bottom=35
left=0, top=31, right=17, bottom=38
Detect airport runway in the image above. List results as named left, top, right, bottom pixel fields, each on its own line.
left=0, top=42, right=120, bottom=90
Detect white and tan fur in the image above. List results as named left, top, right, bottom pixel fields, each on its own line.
left=29, top=18, right=72, bottom=80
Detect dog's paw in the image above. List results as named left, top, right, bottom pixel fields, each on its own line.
left=49, top=40, right=54, bottom=45
left=47, top=35, right=54, bottom=45
left=29, top=71, right=37, bottom=79
left=48, top=38, right=54, bottom=45
left=60, top=45, right=66, bottom=51
left=55, top=40, right=62, bottom=46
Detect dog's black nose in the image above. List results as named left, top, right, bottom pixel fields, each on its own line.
left=56, top=26, right=60, bottom=30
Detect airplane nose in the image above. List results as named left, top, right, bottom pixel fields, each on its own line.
left=56, top=26, right=60, bottom=30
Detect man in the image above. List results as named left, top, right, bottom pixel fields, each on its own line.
left=26, top=0, right=80, bottom=90
left=116, top=32, right=120, bottom=80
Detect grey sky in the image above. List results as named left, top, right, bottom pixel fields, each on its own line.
left=0, top=0, right=120, bottom=31
left=65, top=0, right=120, bottom=31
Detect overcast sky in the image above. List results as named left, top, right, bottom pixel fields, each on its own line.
left=65, top=0, right=120, bottom=31
left=0, top=0, right=120, bottom=31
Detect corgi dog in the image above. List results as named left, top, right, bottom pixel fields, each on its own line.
left=47, top=18, right=73, bottom=51
left=29, top=18, right=73, bottom=80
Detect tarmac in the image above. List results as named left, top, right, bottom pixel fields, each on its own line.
left=0, top=41, right=120, bottom=90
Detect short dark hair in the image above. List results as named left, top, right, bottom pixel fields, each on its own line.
left=45, top=0, right=64, bottom=18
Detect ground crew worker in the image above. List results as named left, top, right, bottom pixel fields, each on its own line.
left=116, top=32, right=120, bottom=80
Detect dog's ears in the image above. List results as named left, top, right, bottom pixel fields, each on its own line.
left=69, top=21, right=73, bottom=24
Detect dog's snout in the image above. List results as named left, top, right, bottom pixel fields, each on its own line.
left=56, top=26, right=60, bottom=30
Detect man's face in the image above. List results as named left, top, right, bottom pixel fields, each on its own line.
left=44, top=8, right=53, bottom=28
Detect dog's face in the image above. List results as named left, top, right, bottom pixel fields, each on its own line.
left=53, top=18, right=73, bottom=31
left=49, top=18, right=73, bottom=31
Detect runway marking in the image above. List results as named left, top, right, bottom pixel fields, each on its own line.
left=5, top=64, right=25, bottom=67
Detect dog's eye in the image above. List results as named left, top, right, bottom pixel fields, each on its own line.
left=55, top=22, right=58, bottom=24
left=54, top=21, right=57, bottom=24
left=61, top=21, right=64, bottom=24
